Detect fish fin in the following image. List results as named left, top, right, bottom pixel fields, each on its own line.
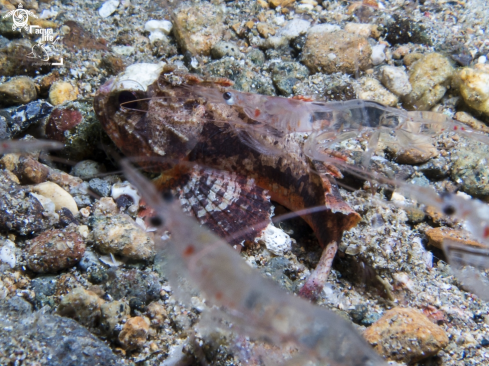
left=173, top=166, right=273, bottom=246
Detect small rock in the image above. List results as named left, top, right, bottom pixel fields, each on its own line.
left=98, top=0, right=119, bottom=18
left=45, top=108, right=84, bottom=142
left=425, top=227, right=483, bottom=250
left=172, top=2, right=224, bottom=56
left=144, top=19, right=173, bottom=43
left=380, top=66, right=412, bottom=96
left=364, top=307, right=449, bottom=363
left=0, top=77, right=38, bottom=107
left=105, top=268, right=161, bottom=304
left=0, top=39, right=53, bottom=76
left=278, top=18, right=311, bottom=40
left=100, top=300, right=130, bottom=334
left=0, top=239, right=16, bottom=268
left=269, top=0, right=295, bottom=7
left=271, top=61, right=309, bottom=96
left=31, top=275, right=57, bottom=309
left=384, top=14, right=431, bottom=46
left=302, top=30, right=371, bottom=74
left=402, top=53, right=454, bottom=111
left=256, top=224, right=291, bottom=256
left=89, top=177, right=112, bottom=197
left=71, top=160, right=107, bottom=180
left=417, top=156, right=449, bottom=179
left=394, top=144, right=438, bottom=165
left=256, top=22, right=276, bottom=38
left=100, top=54, right=126, bottom=75
left=92, top=197, right=119, bottom=216
left=211, top=41, right=241, bottom=59
left=27, top=228, right=86, bottom=273
left=39, top=71, right=60, bottom=97
left=32, top=181, right=79, bottom=215
left=118, top=316, right=150, bottom=350
left=90, top=214, right=155, bottom=261
left=57, top=287, right=105, bottom=329
left=403, top=52, right=423, bottom=67
left=247, top=48, right=266, bottom=65
left=146, top=302, right=167, bottom=328
left=344, top=22, right=380, bottom=39
left=111, top=182, right=141, bottom=207
left=451, top=142, right=489, bottom=196
left=49, top=81, right=79, bottom=106
left=458, top=67, right=489, bottom=117
left=0, top=171, right=57, bottom=235
left=371, top=44, right=386, bottom=66
left=356, top=77, right=398, bottom=107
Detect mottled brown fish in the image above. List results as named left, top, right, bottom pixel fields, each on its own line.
left=94, top=63, right=361, bottom=299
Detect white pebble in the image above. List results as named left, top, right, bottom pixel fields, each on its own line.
left=112, top=45, right=135, bottom=56
left=256, top=224, right=291, bottom=256
left=38, top=9, right=58, bottom=19
left=380, top=65, right=412, bottom=96
left=307, top=23, right=340, bottom=35
left=278, top=18, right=311, bottom=40
left=114, top=62, right=166, bottom=91
left=32, top=182, right=79, bottom=215
left=99, top=0, right=120, bottom=18
left=371, top=44, right=386, bottom=66
left=144, top=20, right=173, bottom=43
left=0, top=239, right=16, bottom=268
left=478, top=55, right=487, bottom=64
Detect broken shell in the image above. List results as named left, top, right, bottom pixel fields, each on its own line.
left=111, top=182, right=141, bottom=207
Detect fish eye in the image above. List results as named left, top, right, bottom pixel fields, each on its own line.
left=118, top=91, right=139, bottom=110
left=223, top=92, right=234, bottom=104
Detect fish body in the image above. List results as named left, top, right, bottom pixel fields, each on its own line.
left=94, top=64, right=360, bottom=299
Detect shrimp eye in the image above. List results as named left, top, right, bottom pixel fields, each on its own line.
left=443, top=205, right=456, bottom=216
left=223, top=92, right=232, bottom=101
left=150, top=216, right=164, bottom=227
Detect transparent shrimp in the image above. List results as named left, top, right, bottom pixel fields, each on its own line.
left=0, top=139, right=63, bottom=154
left=188, top=85, right=489, bottom=166
left=120, top=158, right=387, bottom=366
left=313, top=154, right=489, bottom=301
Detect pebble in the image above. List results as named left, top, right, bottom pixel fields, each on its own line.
left=118, top=316, right=150, bottom=350
left=458, top=66, right=489, bottom=116
left=0, top=77, right=37, bottom=107
left=211, top=41, right=241, bottom=59
left=393, top=144, right=438, bottom=165
left=144, top=19, right=173, bottom=43
left=0, top=39, right=53, bottom=76
left=451, top=142, right=489, bottom=196
left=104, top=268, right=161, bottom=304
left=100, top=300, right=130, bottom=334
left=32, top=181, right=79, bottom=216
left=57, top=287, right=105, bottom=329
left=111, top=182, right=141, bottom=207
left=425, top=227, right=483, bottom=250
left=0, top=297, right=122, bottom=365
left=48, top=81, right=79, bottom=106
left=89, top=177, right=112, bottom=197
left=302, top=30, right=371, bottom=74
left=268, top=0, right=295, bottom=7
left=380, top=65, right=412, bottom=97
left=402, top=53, right=454, bottom=111
left=98, top=0, right=119, bottom=18
left=278, top=18, right=311, bottom=40
left=364, top=307, right=449, bottom=363
left=45, top=108, right=84, bottom=142
left=344, top=22, right=380, bottom=38
left=100, top=54, right=126, bottom=75
left=356, top=77, right=398, bottom=107
left=27, top=228, right=86, bottom=273
left=172, top=2, right=224, bottom=56
left=384, top=14, right=431, bottom=46
left=0, top=171, right=57, bottom=235
left=370, top=44, right=386, bottom=66
left=71, top=160, right=107, bottom=180
left=90, top=214, right=155, bottom=261
left=271, top=61, right=309, bottom=96
left=146, top=302, right=167, bottom=328
left=38, top=71, right=60, bottom=97
left=0, top=239, right=16, bottom=268
left=256, top=224, right=291, bottom=256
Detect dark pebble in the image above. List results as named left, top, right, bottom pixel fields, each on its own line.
left=89, top=177, right=112, bottom=197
